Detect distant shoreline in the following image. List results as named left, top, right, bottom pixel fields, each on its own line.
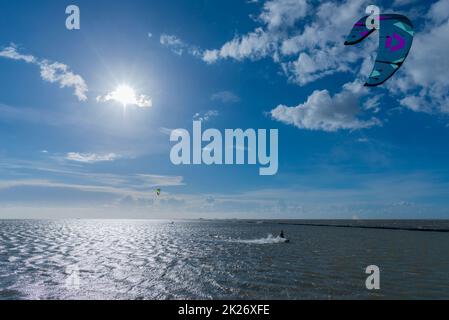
left=275, top=221, right=449, bottom=233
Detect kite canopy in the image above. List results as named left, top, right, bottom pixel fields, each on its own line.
left=344, top=14, right=414, bottom=87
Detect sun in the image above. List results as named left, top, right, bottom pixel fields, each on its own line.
left=97, top=84, right=152, bottom=108
left=113, top=84, right=137, bottom=107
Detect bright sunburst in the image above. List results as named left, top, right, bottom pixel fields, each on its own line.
left=97, top=84, right=152, bottom=108
left=113, top=85, right=137, bottom=107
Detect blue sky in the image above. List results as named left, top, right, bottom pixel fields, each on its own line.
left=1, top=0, right=449, bottom=219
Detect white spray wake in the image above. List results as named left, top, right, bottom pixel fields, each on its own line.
left=230, top=234, right=288, bottom=245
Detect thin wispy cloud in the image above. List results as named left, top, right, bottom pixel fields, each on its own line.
left=0, top=157, right=184, bottom=190
left=0, top=172, right=185, bottom=207
left=193, top=110, right=219, bottom=122
left=159, top=127, right=175, bottom=136
left=65, top=152, right=119, bottom=163
left=0, top=44, right=88, bottom=101
left=211, top=91, right=240, bottom=104
left=135, top=174, right=184, bottom=188
left=0, top=179, right=166, bottom=199
left=159, top=34, right=202, bottom=57
left=0, top=156, right=185, bottom=204
left=0, top=45, right=36, bottom=63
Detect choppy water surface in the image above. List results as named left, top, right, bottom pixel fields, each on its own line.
left=0, top=219, right=448, bottom=300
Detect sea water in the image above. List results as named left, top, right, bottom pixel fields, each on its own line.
left=0, top=219, right=448, bottom=300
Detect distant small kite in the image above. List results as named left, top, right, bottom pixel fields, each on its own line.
left=344, top=14, right=414, bottom=87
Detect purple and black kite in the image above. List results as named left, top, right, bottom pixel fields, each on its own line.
left=344, top=14, right=414, bottom=87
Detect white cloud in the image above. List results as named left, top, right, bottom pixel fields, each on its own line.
left=160, top=34, right=184, bottom=55
left=427, top=0, right=449, bottom=24
left=0, top=45, right=88, bottom=101
left=399, top=95, right=431, bottom=113
left=386, top=0, right=449, bottom=114
left=363, top=95, right=383, bottom=113
left=65, top=152, right=119, bottom=163
left=203, top=28, right=275, bottom=63
left=210, top=91, right=240, bottom=103
left=202, top=0, right=309, bottom=64
left=259, top=0, right=309, bottom=30
left=279, top=0, right=374, bottom=85
left=160, top=34, right=202, bottom=57
left=200, top=0, right=373, bottom=86
left=193, top=110, right=219, bottom=122
left=0, top=45, right=36, bottom=63
left=39, top=61, right=88, bottom=101
left=270, top=81, right=381, bottom=132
